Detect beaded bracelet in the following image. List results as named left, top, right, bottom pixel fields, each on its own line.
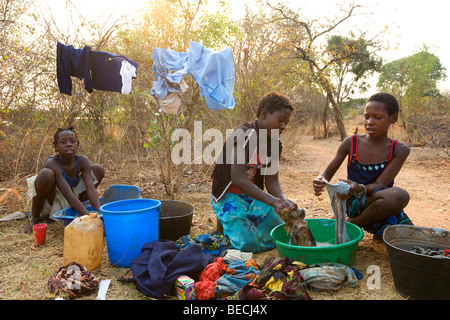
left=355, top=184, right=367, bottom=199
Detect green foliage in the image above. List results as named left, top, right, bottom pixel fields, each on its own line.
left=377, top=47, right=446, bottom=119
left=327, top=34, right=383, bottom=100
left=327, top=34, right=383, bottom=82
left=377, top=47, right=448, bottom=146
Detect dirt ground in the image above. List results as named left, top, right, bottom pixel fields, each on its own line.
left=0, top=126, right=449, bottom=300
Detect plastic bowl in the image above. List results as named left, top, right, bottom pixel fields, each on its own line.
left=52, top=184, right=141, bottom=226
left=271, top=218, right=364, bottom=266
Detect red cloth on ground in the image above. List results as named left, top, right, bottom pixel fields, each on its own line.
left=195, top=280, right=216, bottom=300
left=198, top=257, right=227, bottom=282
left=195, top=257, right=228, bottom=300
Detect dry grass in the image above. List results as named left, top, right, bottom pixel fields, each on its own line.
left=1, top=128, right=448, bottom=300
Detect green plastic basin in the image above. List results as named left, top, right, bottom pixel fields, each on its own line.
left=270, top=218, right=364, bottom=266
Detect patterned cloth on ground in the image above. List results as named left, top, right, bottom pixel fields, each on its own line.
left=194, top=280, right=216, bottom=300
left=216, top=259, right=260, bottom=298
left=46, top=262, right=99, bottom=299
left=175, top=231, right=231, bottom=256
left=299, top=263, right=360, bottom=291
left=226, top=257, right=311, bottom=300
left=198, top=257, right=227, bottom=282
left=194, top=257, right=260, bottom=300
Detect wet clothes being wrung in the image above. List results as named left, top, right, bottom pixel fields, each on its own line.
left=324, top=180, right=350, bottom=244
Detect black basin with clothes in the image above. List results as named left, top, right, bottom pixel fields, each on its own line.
left=383, top=224, right=450, bottom=300
left=159, top=200, right=194, bottom=241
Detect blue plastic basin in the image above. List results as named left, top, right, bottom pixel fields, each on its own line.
left=52, top=184, right=141, bottom=226
left=100, top=199, right=161, bottom=267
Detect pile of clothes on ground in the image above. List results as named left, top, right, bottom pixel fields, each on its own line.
left=118, top=232, right=363, bottom=300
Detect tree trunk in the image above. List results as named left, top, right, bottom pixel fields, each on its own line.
left=326, top=89, right=347, bottom=140
left=322, top=95, right=329, bottom=138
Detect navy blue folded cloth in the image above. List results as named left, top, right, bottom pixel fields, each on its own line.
left=131, top=240, right=213, bottom=298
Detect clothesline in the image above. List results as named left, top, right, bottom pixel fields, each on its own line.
left=56, top=41, right=235, bottom=115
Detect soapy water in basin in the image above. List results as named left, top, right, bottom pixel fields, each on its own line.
left=316, top=241, right=334, bottom=247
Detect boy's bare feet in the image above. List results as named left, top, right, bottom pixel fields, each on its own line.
left=23, top=217, right=48, bottom=233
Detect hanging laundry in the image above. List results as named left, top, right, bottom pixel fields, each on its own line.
left=157, top=92, right=182, bottom=114
left=151, top=41, right=235, bottom=113
left=151, top=47, right=189, bottom=114
left=188, top=41, right=235, bottom=111
left=90, top=50, right=138, bottom=94
left=57, top=42, right=93, bottom=95
left=56, top=42, right=138, bottom=95
left=324, top=180, right=351, bottom=244
left=151, top=47, right=190, bottom=99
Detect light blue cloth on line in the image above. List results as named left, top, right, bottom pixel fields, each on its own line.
left=151, top=41, right=235, bottom=111
left=188, top=41, right=235, bottom=110
left=211, top=193, right=282, bottom=253
left=151, top=48, right=189, bottom=99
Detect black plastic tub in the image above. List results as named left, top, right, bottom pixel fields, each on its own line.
left=159, top=200, right=194, bottom=241
left=383, top=225, right=450, bottom=300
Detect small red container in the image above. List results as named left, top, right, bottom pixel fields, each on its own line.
left=33, top=223, right=47, bottom=245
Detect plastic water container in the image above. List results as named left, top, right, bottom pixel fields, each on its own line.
left=100, top=199, right=161, bottom=267
left=63, top=213, right=104, bottom=271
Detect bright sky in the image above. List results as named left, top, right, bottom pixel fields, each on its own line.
left=43, top=0, right=450, bottom=92
left=297, top=0, right=450, bottom=92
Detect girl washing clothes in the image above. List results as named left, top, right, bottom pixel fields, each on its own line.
left=23, top=126, right=104, bottom=233
left=211, top=91, right=297, bottom=253
left=313, top=92, right=413, bottom=240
